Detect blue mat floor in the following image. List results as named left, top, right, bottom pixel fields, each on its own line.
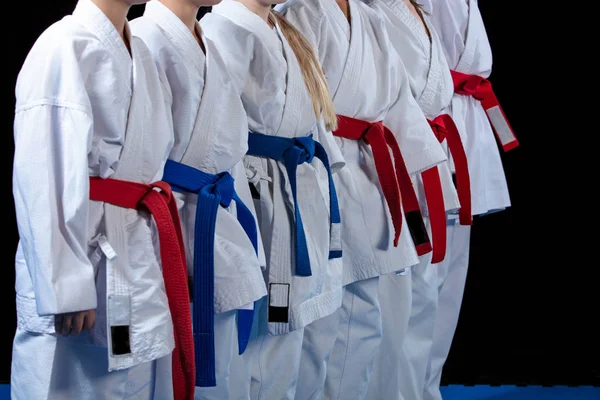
left=441, top=385, right=600, bottom=400
left=1, top=384, right=599, bottom=399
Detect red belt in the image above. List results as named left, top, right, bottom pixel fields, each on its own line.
left=424, top=115, right=472, bottom=264
left=90, top=177, right=194, bottom=400
left=450, top=70, right=519, bottom=151
left=334, top=115, right=431, bottom=255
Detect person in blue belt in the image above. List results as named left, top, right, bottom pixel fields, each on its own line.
left=201, top=1, right=346, bottom=398
left=132, top=1, right=268, bottom=398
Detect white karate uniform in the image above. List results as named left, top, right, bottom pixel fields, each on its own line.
left=278, top=1, right=448, bottom=398
left=367, top=1, right=462, bottom=400
left=202, top=2, right=346, bottom=398
left=131, top=1, right=268, bottom=398
left=422, top=0, right=511, bottom=217
left=11, top=0, right=175, bottom=398
left=420, top=1, right=511, bottom=399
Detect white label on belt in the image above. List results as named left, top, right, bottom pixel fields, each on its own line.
left=98, top=235, right=118, bottom=260
left=269, top=283, right=290, bottom=308
left=486, top=105, right=516, bottom=146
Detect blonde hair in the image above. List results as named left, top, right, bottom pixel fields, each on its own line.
left=410, top=0, right=425, bottom=12
left=409, top=1, right=431, bottom=39
left=269, top=11, right=338, bottom=131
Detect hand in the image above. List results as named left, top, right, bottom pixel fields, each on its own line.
left=55, top=309, right=96, bottom=336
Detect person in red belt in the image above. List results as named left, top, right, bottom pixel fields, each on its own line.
left=278, top=1, right=448, bottom=399
left=422, top=1, right=517, bottom=399
left=367, top=1, right=470, bottom=400
left=10, top=0, right=193, bottom=399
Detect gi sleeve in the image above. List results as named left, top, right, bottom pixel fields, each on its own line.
left=276, top=2, right=324, bottom=56
left=12, top=103, right=97, bottom=316
left=315, top=119, right=345, bottom=174
left=384, top=61, right=447, bottom=175
left=200, top=14, right=253, bottom=97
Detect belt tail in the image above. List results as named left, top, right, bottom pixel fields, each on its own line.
left=440, top=116, right=472, bottom=226
left=366, top=130, right=403, bottom=247
left=482, top=92, right=519, bottom=152
left=383, top=128, right=432, bottom=255
left=142, top=187, right=195, bottom=400
left=193, top=188, right=219, bottom=387
left=232, top=193, right=259, bottom=354
left=421, top=168, right=447, bottom=264
left=313, top=143, right=342, bottom=259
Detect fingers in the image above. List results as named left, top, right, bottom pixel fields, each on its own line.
left=84, top=310, right=96, bottom=331
left=72, top=312, right=85, bottom=335
left=61, top=314, right=73, bottom=336
left=55, top=310, right=96, bottom=336
left=54, top=315, right=63, bottom=335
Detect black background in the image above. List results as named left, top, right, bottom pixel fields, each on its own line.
left=2, top=0, right=597, bottom=387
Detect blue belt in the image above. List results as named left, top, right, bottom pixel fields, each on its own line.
left=163, top=160, right=258, bottom=387
left=246, top=133, right=342, bottom=277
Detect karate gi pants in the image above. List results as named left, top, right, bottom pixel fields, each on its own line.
left=324, top=276, right=383, bottom=400
left=194, top=310, right=238, bottom=400
left=230, top=296, right=305, bottom=400
left=11, top=328, right=170, bottom=400
left=423, top=222, right=471, bottom=400
left=365, top=269, right=412, bottom=400
left=396, top=246, right=439, bottom=400
left=294, top=308, right=342, bottom=400
left=151, top=309, right=240, bottom=399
